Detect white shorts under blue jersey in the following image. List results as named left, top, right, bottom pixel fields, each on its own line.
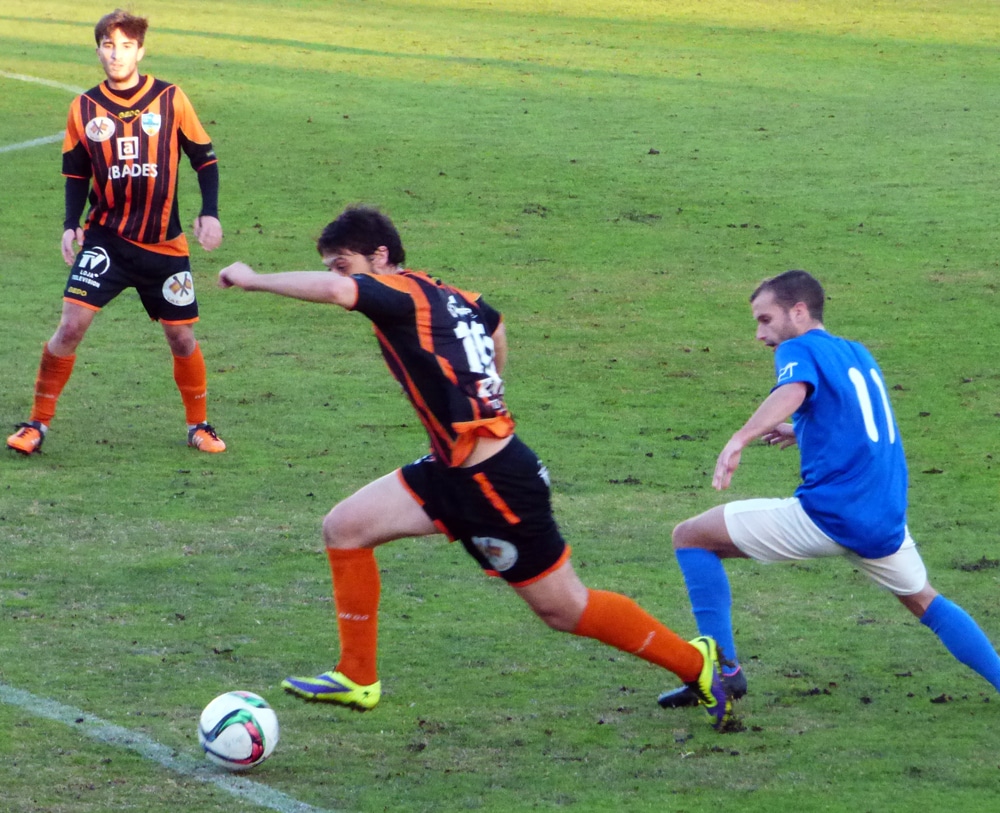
left=723, top=497, right=927, bottom=594
left=773, top=329, right=907, bottom=557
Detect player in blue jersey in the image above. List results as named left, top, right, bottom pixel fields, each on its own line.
left=658, top=270, right=1000, bottom=709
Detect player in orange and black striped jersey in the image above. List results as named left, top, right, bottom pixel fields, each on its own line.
left=62, top=74, right=217, bottom=253
left=217, top=205, right=733, bottom=728
left=6, top=9, right=226, bottom=457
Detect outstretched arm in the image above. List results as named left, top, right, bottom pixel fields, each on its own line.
left=713, top=382, right=808, bottom=491
left=218, top=262, right=358, bottom=308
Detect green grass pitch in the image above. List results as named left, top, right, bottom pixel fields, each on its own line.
left=2, top=2, right=999, bottom=811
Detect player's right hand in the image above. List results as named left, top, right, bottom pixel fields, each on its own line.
left=712, top=438, right=744, bottom=491
left=61, top=227, right=84, bottom=265
left=218, top=261, right=256, bottom=289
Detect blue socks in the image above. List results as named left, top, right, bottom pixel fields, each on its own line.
left=676, top=551, right=1000, bottom=693
left=920, top=595, right=1000, bottom=691
left=675, top=547, right=739, bottom=673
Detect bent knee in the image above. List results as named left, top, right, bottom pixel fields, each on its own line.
left=322, top=504, right=366, bottom=550
left=672, top=518, right=696, bottom=550
left=53, top=323, right=88, bottom=350
left=535, top=608, right=579, bottom=633
left=896, top=582, right=938, bottom=618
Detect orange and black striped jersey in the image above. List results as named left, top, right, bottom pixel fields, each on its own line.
left=62, top=76, right=217, bottom=256
left=351, top=270, right=515, bottom=467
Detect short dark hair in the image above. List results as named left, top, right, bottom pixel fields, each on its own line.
left=95, top=9, right=149, bottom=46
left=316, top=206, right=406, bottom=266
left=751, top=269, right=825, bottom=321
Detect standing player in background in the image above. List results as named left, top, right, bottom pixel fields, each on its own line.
left=218, top=205, right=732, bottom=729
left=658, top=270, right=1000, bottom=709
left=7, top=8, right=226, bottom=456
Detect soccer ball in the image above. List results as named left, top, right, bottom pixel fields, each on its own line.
left=198, top=691, right=279, bottom=771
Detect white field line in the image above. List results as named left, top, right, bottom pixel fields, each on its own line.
left=0, top=682, right=341, bottom=813
left=0, top=132, right=65, bottom=153
left=0, top=70, right=85, bottom=94
left=0, top=68, right=340, bottom=809
left=0, top=70, right=83, bottom=153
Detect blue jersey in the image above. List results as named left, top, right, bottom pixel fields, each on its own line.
left=773, top=329, right=908, bottom=557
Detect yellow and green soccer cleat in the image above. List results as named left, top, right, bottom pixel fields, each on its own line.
left=682, top=635, right=734, bottom=730
left=658, top=667, right=747, bottom=709
left=281, top=670, right=381, bottom=711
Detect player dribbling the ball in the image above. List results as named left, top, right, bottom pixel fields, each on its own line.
left=218, top=205, right=733, bottom=729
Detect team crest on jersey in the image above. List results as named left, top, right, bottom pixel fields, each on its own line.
left=471, top=536, right=518, bottom=572
left=141, top=112, right=161, bottom=136
left=85, top=116, right=115, bottom=142
left=163, top=272, right=195, bottom=306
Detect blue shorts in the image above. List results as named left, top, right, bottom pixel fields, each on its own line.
left=399, top=435, right=568, bottom=586
left=63, top=226, right=199, bottom=323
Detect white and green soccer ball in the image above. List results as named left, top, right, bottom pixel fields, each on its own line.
left=197, top=691, right=279, bottom=771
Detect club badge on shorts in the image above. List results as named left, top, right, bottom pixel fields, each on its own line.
left=471, top=536, right=518, bottom=572
left=163, top=271, right=195, bottom=306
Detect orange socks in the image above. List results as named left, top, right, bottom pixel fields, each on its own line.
left=572, top=589, right=702, bottom=682
left=173, top=342, right=208, bottom=425
left=31, top=343, right=210, bottom=428
left=328, top=547, right=381, bottom=685
left=30, top=343, right=76, bottom=426
left=325, top=561, right=697, bottom=685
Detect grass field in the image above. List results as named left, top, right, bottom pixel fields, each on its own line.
left=2, top=1, right=999, bottom=811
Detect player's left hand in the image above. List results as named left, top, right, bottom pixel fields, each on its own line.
left=194, top=215, right=223, bottom=251
left=762, top=423, right=797, bottom=449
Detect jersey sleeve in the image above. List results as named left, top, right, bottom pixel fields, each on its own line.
left=63, top=176, right=90, bottom=229
left=61, top=97, right=92, bottom=180
left=351, top=274, right=417, bottom=319
left=173, top=87, right=217, bottom=171
left=772, top=336, right=819, bottom=397
left=477, top=297, right=502, bottom=335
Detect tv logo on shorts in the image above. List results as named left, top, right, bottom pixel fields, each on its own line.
left=73, top=247, right=111, bottom=280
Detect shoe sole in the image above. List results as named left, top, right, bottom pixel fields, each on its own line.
left=7, top=444, right=41, bottom=456
left=189, top=443, right=226, bottom=453
left=658, top=673, right=748, bottom=709
left=281, top=683, right=378, bottom=712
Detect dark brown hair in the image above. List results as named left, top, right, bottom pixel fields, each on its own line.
left=317, top=206, right=406, bottom=266
left=751, top=270, right=825, bottom=321
left=95, top=9, right=149, bottom=46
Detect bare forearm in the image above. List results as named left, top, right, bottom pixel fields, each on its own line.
left=731, top=383, right=807, bottom=449
left=713, top=382, right=807, bottom=490
left=219, top=264, right=356, bottom=307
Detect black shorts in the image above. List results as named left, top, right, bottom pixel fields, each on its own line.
left=63, top=226, right=199, bottom=323
left=399, top=435, right=569, bottom=586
